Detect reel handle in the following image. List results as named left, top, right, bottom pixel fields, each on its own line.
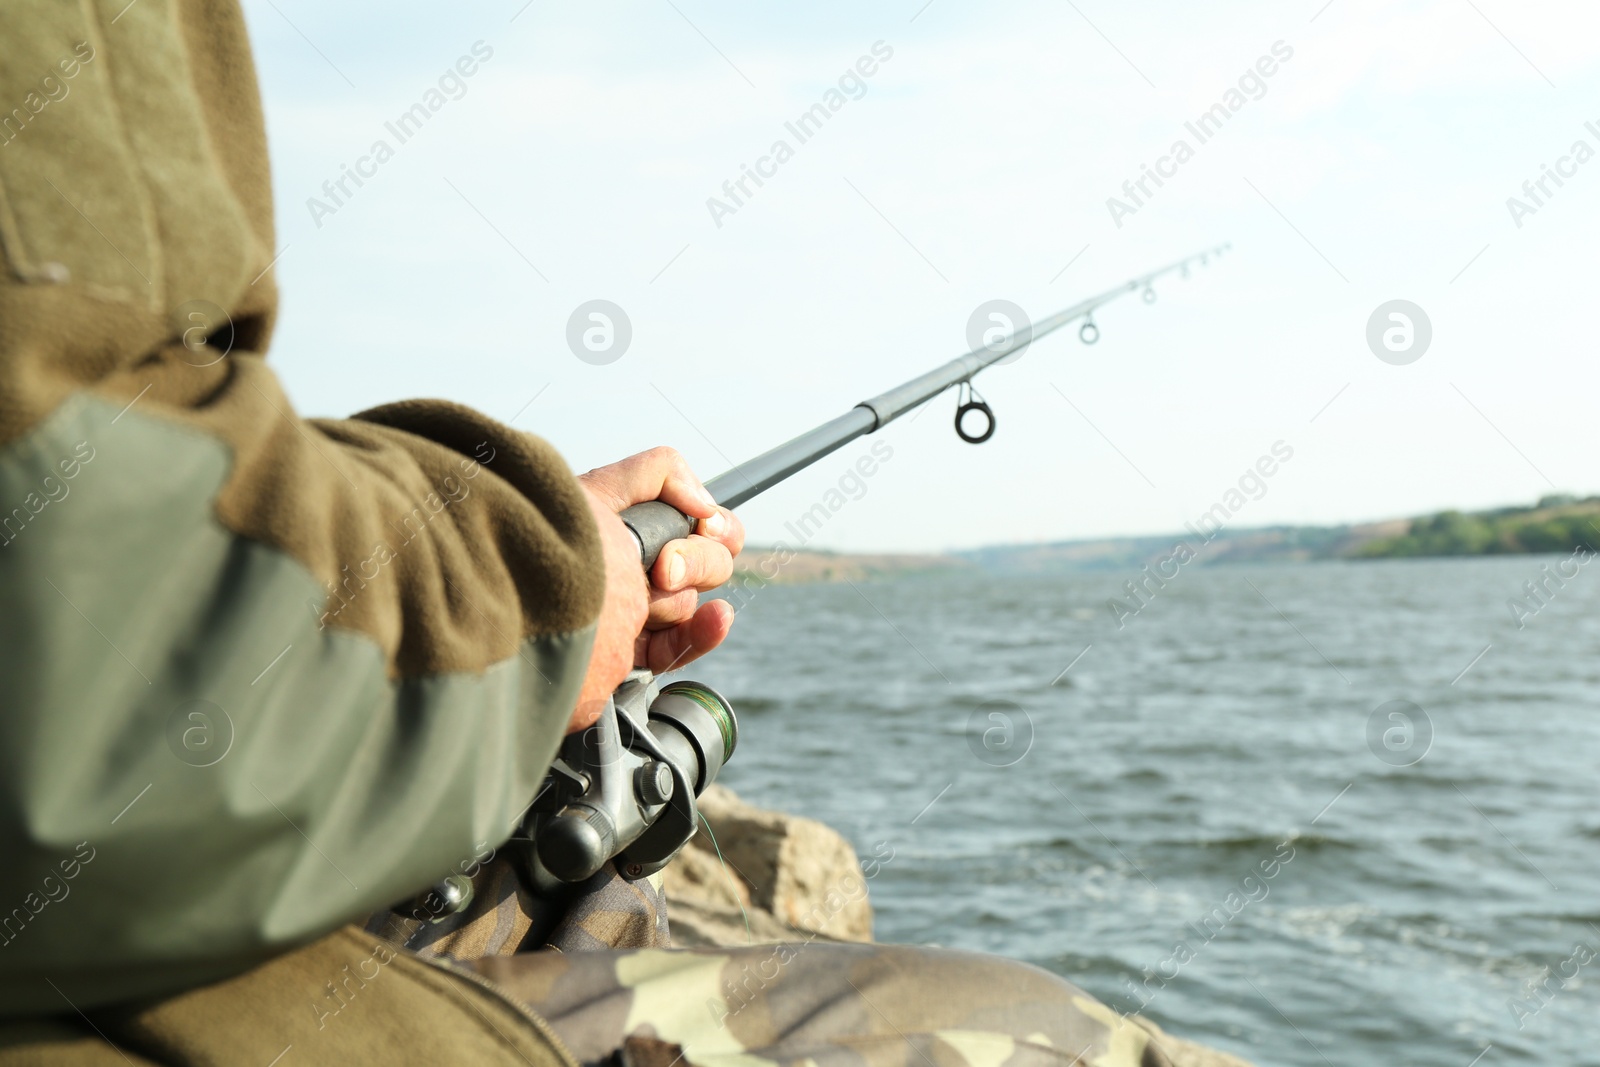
left=619, top=501, right=695, bottom=569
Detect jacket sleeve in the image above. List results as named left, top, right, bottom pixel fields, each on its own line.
left=0, top=0, right=604, bottom=1015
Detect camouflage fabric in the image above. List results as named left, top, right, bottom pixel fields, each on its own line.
left=462, top=942, right=1175, bottom=1067
left=365, top=855, right=672, bottom=963
left=361, top=854, right=1169, bottom=1067
left=532, top=870, right=672, bottom=953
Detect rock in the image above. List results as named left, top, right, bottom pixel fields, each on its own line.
left=662, top=832, right=814, bottom=947
left=662, top=830, right=751, bottom=911
left=662, top=890, right=817, bottom=949
left=670, top=784, right=872, bottom=943
left=664, top=787, right=1255, bottom=1067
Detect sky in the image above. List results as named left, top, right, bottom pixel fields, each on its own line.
left=241, top=0, right=1600, bottom=553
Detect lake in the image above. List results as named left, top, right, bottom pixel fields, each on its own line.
left=693, top=557, right=1600, bottom=1066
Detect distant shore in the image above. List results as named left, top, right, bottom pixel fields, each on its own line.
left=732, top=495, right=1600, bottom=584
left=732, top=548, right=965, bottom=586
left=1351, top=496, right=1600, bottom=559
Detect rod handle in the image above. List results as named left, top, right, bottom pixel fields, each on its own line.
left=619, top=501, right=695, bottom=570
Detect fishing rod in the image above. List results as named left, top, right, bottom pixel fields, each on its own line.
left=620, top=242, right=1231, bottom=564
left=409, top=244, right=1234, bottom=912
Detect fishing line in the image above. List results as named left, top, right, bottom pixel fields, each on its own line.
left=698, top=810, right=753, bottom=945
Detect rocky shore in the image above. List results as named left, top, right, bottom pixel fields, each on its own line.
left=666, top=786, right=1255, bottom=1067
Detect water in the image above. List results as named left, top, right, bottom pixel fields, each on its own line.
left=690, top=557, right=1600, bottom=1067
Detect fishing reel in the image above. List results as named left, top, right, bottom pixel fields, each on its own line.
left=406, top=672, right=736, bottom=919
left=511, top=672, right=737, bottom=893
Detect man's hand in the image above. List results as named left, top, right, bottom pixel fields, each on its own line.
left=570, top=447, right=745, bottom=731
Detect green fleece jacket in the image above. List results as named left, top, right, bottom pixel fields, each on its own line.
left=0, top=0, right=603, bottom=1041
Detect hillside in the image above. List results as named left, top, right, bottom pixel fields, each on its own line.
left=1352, top=496, right=1600, bottom=558
left=727, top=495, right=1600, bottom=584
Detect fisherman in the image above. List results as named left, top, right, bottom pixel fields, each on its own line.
left=0, top=4, right=1171, bottom=1065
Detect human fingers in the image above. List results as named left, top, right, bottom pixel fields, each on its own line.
left=577, top=446, right=716, bottom=519
left=652, top=532, right=735, bottom=594
left=639, top=599, right=735, bottom=675
left=695, top=507, right=744, bottom=557
left=643, top=585, right=701, bottom=632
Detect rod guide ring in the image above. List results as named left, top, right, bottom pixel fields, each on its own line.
left=954, top=381, right=995, bottom=444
